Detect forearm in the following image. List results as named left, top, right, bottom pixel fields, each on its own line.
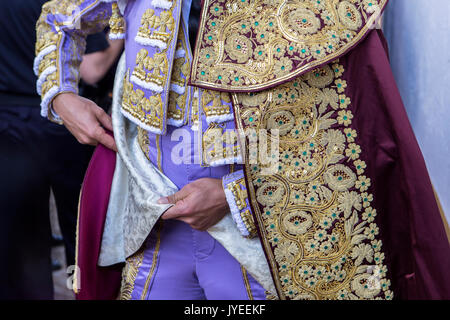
left=80, top=38, right=123, bottom=85
left=34, top=0, right=113, bottom=120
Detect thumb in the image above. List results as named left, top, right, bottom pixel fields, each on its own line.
left=157, top=187, right=190, bottom=204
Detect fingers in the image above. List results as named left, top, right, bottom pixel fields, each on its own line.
left=95, top=107, right=114, bottom=132
left=89, top=107, right=117, bottom=151
left=157, top=185, right=191, bottom=205
left=97, top=130, right=118, bottom=151
left=160, top=203, right=186, bottom=220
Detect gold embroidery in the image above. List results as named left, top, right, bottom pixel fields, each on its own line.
left=232, top=61, right=393, bottom=300
left=131, top=49, right=169, bottom=92
left=137, top=127, right=150, bottom=161
left=127, top=0, right=182, bottom=132
left=119, top=247, right=145, bottom=300
left=36, top=0, right=111, bottom=120
left=241, top=266, right=254, bottom=300
left=137, top=9, right=158, bottom=40
left=141, top=221, right=163, bottom=300
left=202, top=122, right=241, bottom=165
left=168, top=23, right=191, bottom=125
left=122, top=73, right=164, bottom=131
left=190, top=88, right=200, bottom=129
left=135, top=7, right=176, bottom=49
left=109, top=2, right=125, bottom=37
left=156, top=135, right=163, bottom=172
left=229, top=178, right=248, bottom=211
left=225, top=177, right=257, bottom=238
left=191, top=0, right=387, bottom=92
left=265, top=291, right=279, bottom=300
left=241, top=209, right=258, bottom=238
left=201, top=90, right=233, bottom=120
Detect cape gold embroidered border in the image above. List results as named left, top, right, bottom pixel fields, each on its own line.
left=232, top=62, right=393, bottom=300
left=191, top=0, right=387, bottom=91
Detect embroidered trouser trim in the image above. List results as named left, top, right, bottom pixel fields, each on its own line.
left=121, top=219, right=266, bottom=300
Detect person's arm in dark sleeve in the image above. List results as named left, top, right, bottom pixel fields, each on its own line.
left=80, top=35, right=124, bottom=86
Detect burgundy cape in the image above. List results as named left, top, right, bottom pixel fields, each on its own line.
left=75, top=142, right=122, bottom=300
left=74, top=29, right=450, bottom=300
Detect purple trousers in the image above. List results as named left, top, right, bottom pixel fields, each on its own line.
left=126, top=126, right=266, bottom=300
left=128, top=220, right=265, bottom=300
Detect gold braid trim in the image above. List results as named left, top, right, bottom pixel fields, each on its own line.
left=241, top=266, right=254, bottom=300
left=119, top=247, right=145, bottom=300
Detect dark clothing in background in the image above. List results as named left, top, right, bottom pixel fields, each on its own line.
left=188, top=0, right=201, bottom=50
left=80, top=31, right=118, bottom=112
left=0, top=106, right=93, bottom=299
left=0, top=0, right=110, bottom=299
left=85, top=32, right=110, bottom=55
left=0, top=0, right=47, bottom=106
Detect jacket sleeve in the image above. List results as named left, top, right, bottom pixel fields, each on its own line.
left=34, top=0, right=113, bottom=123
left=222, top=169, right=258, bottom=238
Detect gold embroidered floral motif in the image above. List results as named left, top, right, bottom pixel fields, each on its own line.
left=191, top=0, right=387, bottom=91
left=232, top=61, right=393, bottom=300
left=109, top=2, right=125, bottom=37
left=201, top=122, right=241, bottom=165
left=128, top=0, right=182, bottom=133
left=122, top=73, right=164, bottom=130
left=168, top=24, right=191, bottom=125
left=131, top=49, right=169, bottom=92
left=201, top=90, right=233, bottom=120
left=135, top=7, right=176, bottom=49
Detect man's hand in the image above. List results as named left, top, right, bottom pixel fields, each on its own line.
left=53, top=92, right=117, bottom=151
left=158, top=178, right=229, bottom=231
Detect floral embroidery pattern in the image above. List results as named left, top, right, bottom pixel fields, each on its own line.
left=191, top=0, right=387, bottom=91
left=232, top=61, right=393, bottom=300
left=123, top=0, right=182, bottom=134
